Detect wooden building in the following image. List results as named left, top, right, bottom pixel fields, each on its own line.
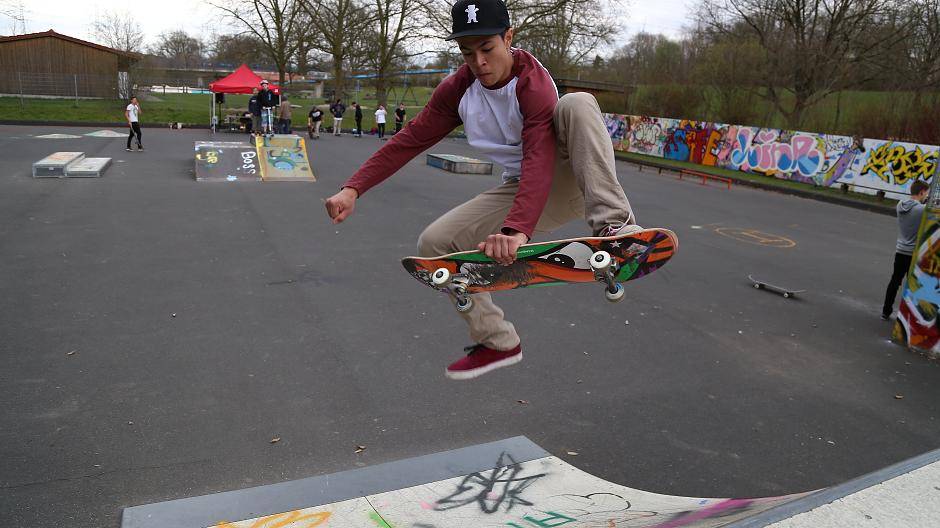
left=0, top=30, right=137, bottom=98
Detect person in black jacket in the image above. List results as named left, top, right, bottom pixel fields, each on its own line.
left=330, top=98, right=346, bottom=136
left=394, top=103, right=406, bottom=134
left=248, top=89, right=260, bottom=134
left=353, top=102, right=363, bottom=137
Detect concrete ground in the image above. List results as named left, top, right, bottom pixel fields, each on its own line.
left=1, top=124, right=939, bottom=527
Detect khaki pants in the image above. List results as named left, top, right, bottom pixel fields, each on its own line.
left=417, top=92, right=634, bottom=350
left=333, top=117, right=343, bottom=135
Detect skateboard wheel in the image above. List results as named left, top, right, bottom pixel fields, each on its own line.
left=605, top=283, right=625, bottom=302
left=431, top=268, right=451, bottom=286
left=753, top=283, right=761, bottom=289
left=783, top=292, right=791, bottom=298
left=591, top=251, right=612, bottom=270
left=456, top=296, right=473, bottom=313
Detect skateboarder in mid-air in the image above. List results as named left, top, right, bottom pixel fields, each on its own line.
left=325, top=0, right=639, bottom=380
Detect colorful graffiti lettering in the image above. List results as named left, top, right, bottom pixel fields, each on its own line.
left=730, top=128, right=824, bottom=179
left=628, top=117, right=665, bottom=156
left=862, top=142, right=938, bottom=186
left=603, top=112, right=939, bottom=198
left=816, top=135, right=864, bottom=187
left=897, top=210, right=940, bottom=356
left=214, top=510, right=331, bottom=528
left=506, top=511, right=577, bottom=527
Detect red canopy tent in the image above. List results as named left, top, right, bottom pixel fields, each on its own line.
left=210, top=64, right=280, bottom=94
left=208, top=64, right=280, bottom=132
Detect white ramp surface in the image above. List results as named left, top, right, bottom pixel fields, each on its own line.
left=124, top=438, right=940, bottom=528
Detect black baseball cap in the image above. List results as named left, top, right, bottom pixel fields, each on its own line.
left=445, top=0, right=511, bottom=41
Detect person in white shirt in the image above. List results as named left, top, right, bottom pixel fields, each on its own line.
left=125, top=96, right=143, bottom=151
left=375, top=104, right=387, bottom=139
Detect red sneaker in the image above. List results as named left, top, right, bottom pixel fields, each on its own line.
left=445, top=343, right=523, bottom=380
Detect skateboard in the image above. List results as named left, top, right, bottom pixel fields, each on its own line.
left=748, top=275, right=805, bottom=298
left=402, top=228, right=678, bottom=312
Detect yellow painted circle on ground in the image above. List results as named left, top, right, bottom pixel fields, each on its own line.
left=715, top=228, right=796, bottom=248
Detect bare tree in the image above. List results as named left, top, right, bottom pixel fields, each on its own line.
left=209, top=33, right=269, bottom=68
left=0, top=1, right=27, bottom=35
left=364, top=0, right=428, bottom=106
left=516, top=0, right=620, bottom=74
left=208, top=0, right=305, bottom=84
left=893, top=0, right=940, bottom=93
left=152, top=31, right=207, bottom=70
left=421, top=0, right=620, bottom=75
left=700, top=0, right=911, bottom=129
left=91, top=10, right=146, bottom=53
left=301, top=0, right=373, bottom=98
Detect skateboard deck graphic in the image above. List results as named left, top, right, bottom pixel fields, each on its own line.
left=748, top=275, right=805, bottom=298
left=402, top=228, right=677, bottom=306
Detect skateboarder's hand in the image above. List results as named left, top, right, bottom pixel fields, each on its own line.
left=478, top=232, right=528, bottom=266
left=325, top=187, right=358, bottom=224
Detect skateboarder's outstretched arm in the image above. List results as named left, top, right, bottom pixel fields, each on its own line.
left=324, top=75, right=465, bottom=224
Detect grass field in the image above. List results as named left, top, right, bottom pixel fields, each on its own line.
left=0, top=86, right=436, bottom=132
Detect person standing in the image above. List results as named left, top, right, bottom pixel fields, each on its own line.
left=330, top=98, right=346, bottom=136
left=375, top=104, right=387, bottom=139
left=125, top=96, right=143, bottom=151
left=394, top=103, right=406, bottom=134
left=353, top=102, right=363, bottom=137
left=248, top=88, right=260, bottom=134
left=882, top=180, right=930, bottom=320
left=308, top=105, right=323, bottom=139
left=278, top=93, right=292, bottom=134
left=258, top=80, right=279, bottom=136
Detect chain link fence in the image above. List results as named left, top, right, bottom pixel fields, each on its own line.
left=0, top=71, right=123, bottom=99
left=0, top=71, right=223, bottom=101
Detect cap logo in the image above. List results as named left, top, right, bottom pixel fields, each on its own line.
left=465, top=4, right=479, bottom=23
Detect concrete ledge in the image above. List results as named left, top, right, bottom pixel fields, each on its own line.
left=727, top=447, right=940, bottom=527
left=120, top=436, right=547, bottom=528
left=617, top=154, right=897, bottom=217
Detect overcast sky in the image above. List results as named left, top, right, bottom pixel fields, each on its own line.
left=11, top=0, right=693, bottom=53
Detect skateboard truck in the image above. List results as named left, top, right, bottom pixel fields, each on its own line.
left=431, top=268, right=474, bottom=312
left=590, top=251, right=625, bottom=302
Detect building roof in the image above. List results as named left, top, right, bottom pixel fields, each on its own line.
left=0, top=30, right=139, bottom=58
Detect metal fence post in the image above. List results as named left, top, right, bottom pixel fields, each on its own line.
left=74, top=74, right=79, bottom=103
left=17, top=72, right=24, bottom=108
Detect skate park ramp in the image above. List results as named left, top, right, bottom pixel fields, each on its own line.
left=194, top=135, right=314, bottom=182
left=194, top=142, right=262, bottom=182
left=255, top=134, right=315, bottom=182
left=119, top=437, right=940, bottom=527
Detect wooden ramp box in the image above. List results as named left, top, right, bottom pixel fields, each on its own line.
left=65, top=157, right=112, bottom=178
left=426, top=153, right=493, bottom=174
left=33, top=152, right=85, bottom=178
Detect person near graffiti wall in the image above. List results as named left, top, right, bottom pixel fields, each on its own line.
left=323, top=0, right=639, bottom=380
left=882, top=180, right=930, bottom=320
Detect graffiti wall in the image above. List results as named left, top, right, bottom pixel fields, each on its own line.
left=603, top=114, right=939, bottom=200
left=895, top=177, right=940, bottom=358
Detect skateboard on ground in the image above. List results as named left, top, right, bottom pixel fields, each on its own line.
left=748, top=275, right=805, bottom=299
left=402, top=228, right=678, bottom=312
